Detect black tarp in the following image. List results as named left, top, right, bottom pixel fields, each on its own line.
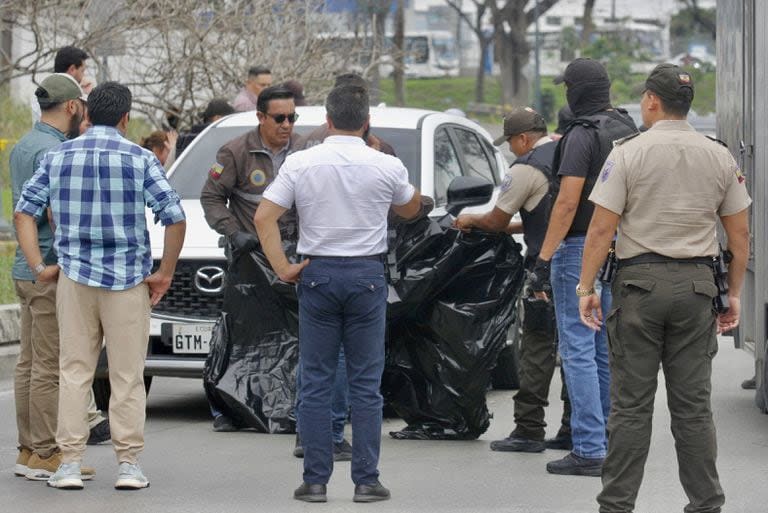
left=203, top=215, right=525, bottom=439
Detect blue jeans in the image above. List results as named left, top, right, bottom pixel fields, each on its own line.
left=551, top=236, right=611, bottom=459
left=296, top=348, right=349, bottom=444
left=297, top=257, right=387, bottom=485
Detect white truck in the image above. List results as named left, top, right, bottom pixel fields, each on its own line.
left=717, top=1, right=768, bottom=411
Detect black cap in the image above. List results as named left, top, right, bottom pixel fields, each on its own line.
left=493, top=107, right=547, bottom=146
left=553, top=58, right=609, bottom=85
left=645, top=63, right=694, bottom=103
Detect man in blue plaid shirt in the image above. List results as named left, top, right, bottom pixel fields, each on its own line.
left=14, top=82, right=186, bottom=491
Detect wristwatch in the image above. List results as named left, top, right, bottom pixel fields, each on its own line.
left=31, top=262, right=46, bottom=277
left=575, top=284, right=595, bottom=297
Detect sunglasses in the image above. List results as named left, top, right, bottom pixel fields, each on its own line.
left=265, top=112, right=299, bottom=124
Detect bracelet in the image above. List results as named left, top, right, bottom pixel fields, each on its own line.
left=32, top=262, right=46, bottom=277
left=575, top=284, right=595, bottom=297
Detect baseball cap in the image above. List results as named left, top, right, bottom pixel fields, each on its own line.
left=35, top=73, right=88, bottom=107
left=553, top=57, right=609, bottom=85
left=644, top=63, right=694, bottom=103
left=493, top=107, right=547, bottom=146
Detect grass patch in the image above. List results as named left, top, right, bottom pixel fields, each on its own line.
left=0, top=242, right=18, bottom=304
left=0, top=89, right=32, bottom=224
left=378, top=76, right=504, bottom=112
left=375, top=70, right=715, bottom=122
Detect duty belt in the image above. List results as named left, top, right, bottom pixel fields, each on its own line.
left=302, top=254, right=386, bottom=263
left=617, top=253, right=714, bottom=269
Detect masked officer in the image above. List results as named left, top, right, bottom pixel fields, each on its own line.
left=578, top=64, right=751, bottom=513
left=454, top=106, right=571, bottom=453
left=532, top=58, right=638, bottom=476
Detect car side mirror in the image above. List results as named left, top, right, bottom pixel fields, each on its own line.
left=445, top=175, right=494, bottom=217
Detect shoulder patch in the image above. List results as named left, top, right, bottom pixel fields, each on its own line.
left=600, top=160, right=615, bottom=182
left=500, top=174, right=513, bottom=192
left=613, top=132, right=641, bottom=146
left=208, top=163, right=224, bottom=180
left=705, top=135, right=728, bottom=148
left=735, top=166, right=746, bottom=184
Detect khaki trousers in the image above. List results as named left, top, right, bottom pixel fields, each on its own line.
left=14, top=280, right=59, bottom=458
left=55, top=274, right=150, bottom=464
left=598, top=262, right=724, bottom=513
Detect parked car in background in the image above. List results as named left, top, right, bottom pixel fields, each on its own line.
left=93, top=106, right=524, bottom=407
left=618, top=102, right=716, bottom=137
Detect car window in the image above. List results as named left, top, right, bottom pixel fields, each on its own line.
left=434, top=127, right=462, bottom=206
left=453, top=127, right=498, bottom=184
left=168, top=126, right=421, bottom=198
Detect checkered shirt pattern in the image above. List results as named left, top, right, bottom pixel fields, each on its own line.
left=15, top=125, right=186, bottom=290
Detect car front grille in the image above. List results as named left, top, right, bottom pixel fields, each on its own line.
left=152, top=259, right=227, bottom=320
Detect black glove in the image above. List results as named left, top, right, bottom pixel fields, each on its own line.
left=529, top=257, right=552, bottom=295
left=230, top=230, right=259, bottom=252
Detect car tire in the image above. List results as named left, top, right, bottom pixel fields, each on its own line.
left=92, top=376, right=154, bottom=412
left=491, top=318, right=521, bottom=390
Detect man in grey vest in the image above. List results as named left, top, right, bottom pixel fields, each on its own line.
left=455, top=106, right=571, bottom=453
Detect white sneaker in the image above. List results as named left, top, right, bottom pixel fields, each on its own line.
left=47, top=462, right=84, bottom=490
left=115, top=462, right=150, bottom=490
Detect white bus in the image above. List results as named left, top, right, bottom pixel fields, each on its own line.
left=317, top=30, right=459, bottom=79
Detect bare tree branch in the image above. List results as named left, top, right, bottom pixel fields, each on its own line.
left=1, top=0, right=383, bottom=128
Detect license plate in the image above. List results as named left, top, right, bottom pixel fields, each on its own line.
left=170, top=324, right=212, bottom=354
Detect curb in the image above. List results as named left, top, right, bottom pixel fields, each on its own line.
left=0, top=304, right=21, bottom=382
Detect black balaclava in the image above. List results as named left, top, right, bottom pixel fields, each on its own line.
left=558, top=58, right=612, bottom=117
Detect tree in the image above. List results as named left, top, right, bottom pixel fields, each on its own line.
left=0, top=0, right=361, bottom=128
left=580, top=0, right=596, bottom=46
left=676, top=0, right=716, bottom=41
left=356, top=0, right=391, bottom=105
left=670, top=1, right=716, bottom=55
left=392, top=0, right=406, bottom=106
left=487, top=0, right=560, bottom=107
left=446, top=0, right=493, bottom=103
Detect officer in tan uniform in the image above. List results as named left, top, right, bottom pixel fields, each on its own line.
left=201, top=85, right=300, bottom=252
left=455, top=106, right=572, bottom=453
left=577, top=64, right=751, bottom=513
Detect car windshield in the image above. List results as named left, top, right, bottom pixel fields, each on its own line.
left=168, top=125, right=422, bottom=198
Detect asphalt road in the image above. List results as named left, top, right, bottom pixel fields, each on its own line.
left=0, top=339, right=765, bottom=513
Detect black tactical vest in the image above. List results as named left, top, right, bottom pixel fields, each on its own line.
left=552, top=109, right=638, bottom=235
left=512, top=140, right=557, bottom=265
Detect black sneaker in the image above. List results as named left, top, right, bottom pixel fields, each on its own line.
left=544, top=433, right=573, bottom=451
left=353, top=480, right=391, bottom=502
left=294, top=482, right=327, bottom=502
left=212, top=415, right=238, bottom=432
left=333, top=439, right=353, bottom=461
left=293, top=434, right=304, bottom=458
left=86, top=419, right=111, bottom=445
left=546, top=452, right=603, bottom=477
left=490, top=435, right=545, bottom=453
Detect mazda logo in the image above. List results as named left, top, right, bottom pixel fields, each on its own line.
left=195, top=266, right=225, bottom=294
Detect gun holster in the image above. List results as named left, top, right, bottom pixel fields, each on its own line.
left=712, top=245, right=732, bottom=314
left=598, top=242, right=617, bottom=284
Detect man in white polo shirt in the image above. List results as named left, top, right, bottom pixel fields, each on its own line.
left=254, top=84, right=422, bottom=503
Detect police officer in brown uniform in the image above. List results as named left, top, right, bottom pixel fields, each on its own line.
left=577, top=64, right=751, bottom=513
left=455, top=107, right=571, bottom=453
left=200, top=85, right=300, bottom=431
left=201, top=85, right=300, bottom=252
